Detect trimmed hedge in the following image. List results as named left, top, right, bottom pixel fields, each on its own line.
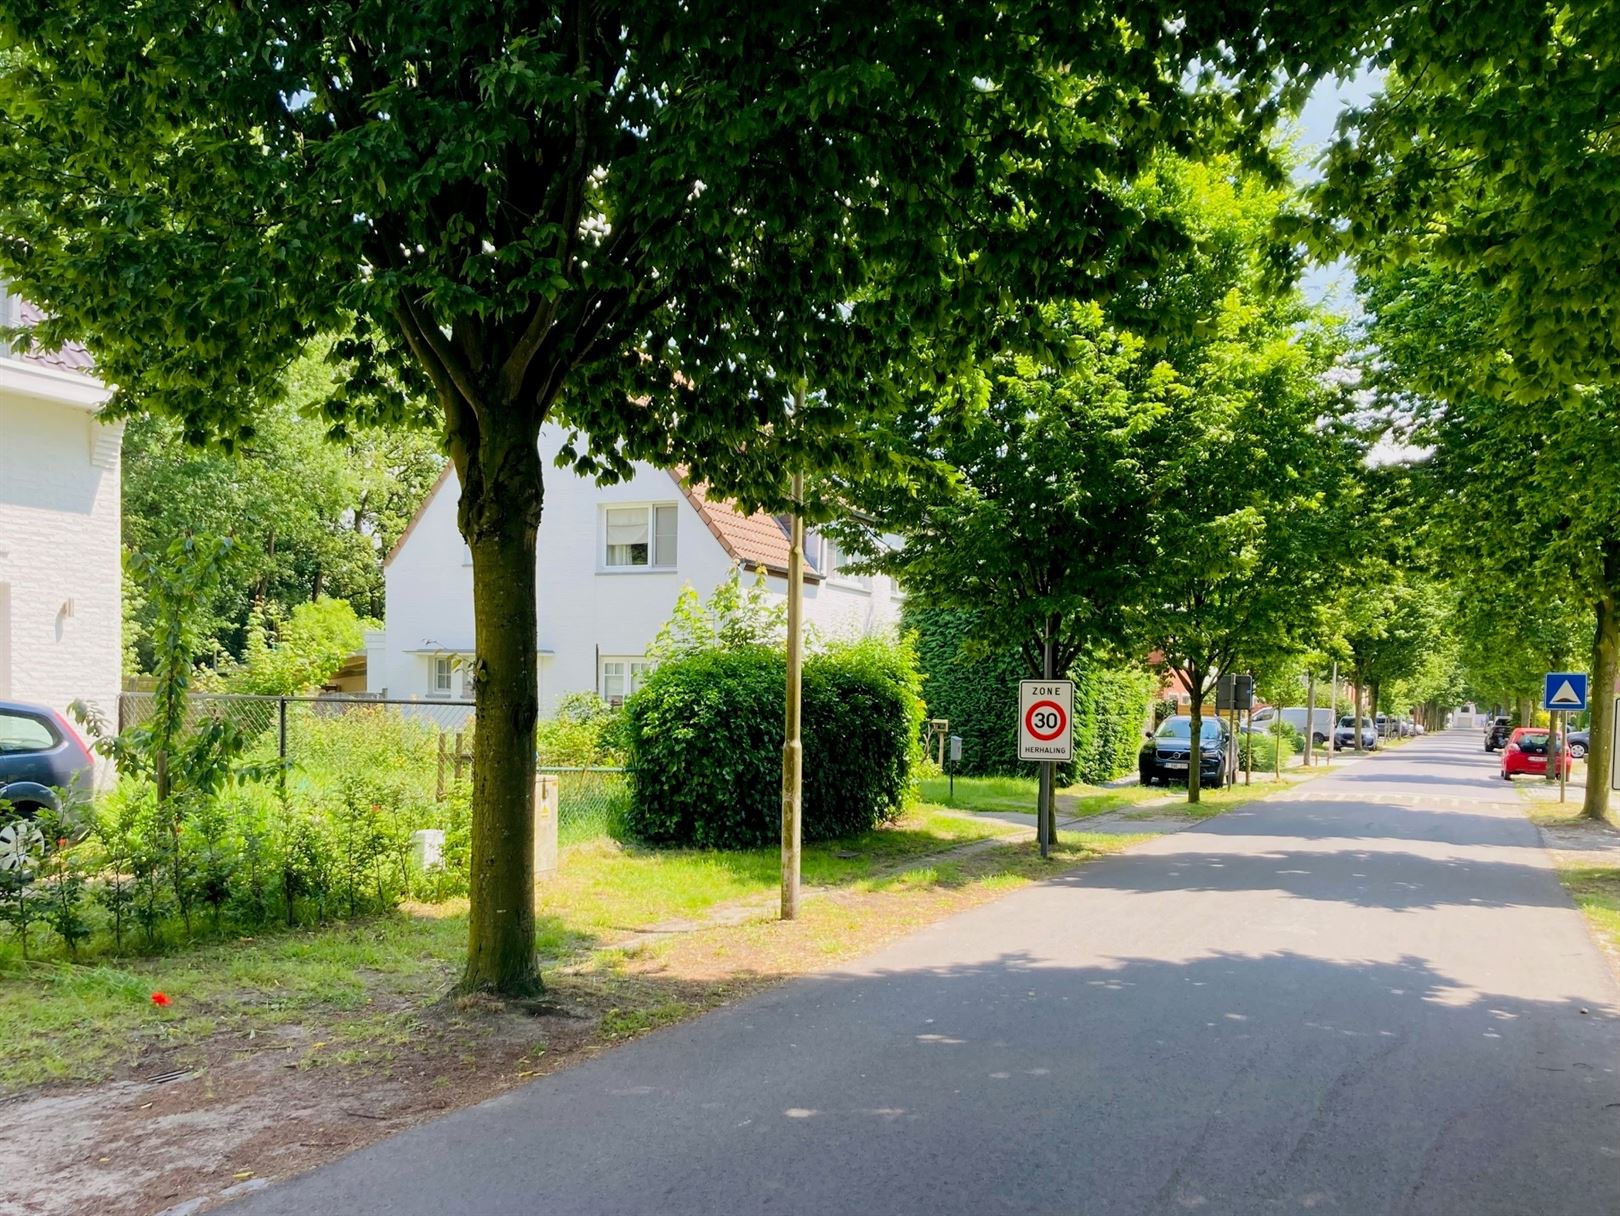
left=622, top=637, right=924, bottom=849
left=906, top=606, right=1153, bottom=784
left=1071, top=663, right=1160, bottom=784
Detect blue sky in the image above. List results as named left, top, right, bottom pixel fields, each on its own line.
left=1291, top=69, right=1383, bottom=311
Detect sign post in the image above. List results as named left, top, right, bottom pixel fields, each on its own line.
left=1611, top=696, right=1620, bottom=798
left=1019, top=680, right=1074, bottom=859
left=1544, top=672, right=1588, bottom=798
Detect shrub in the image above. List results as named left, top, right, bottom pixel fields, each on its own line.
left=537, top=692, right=625, bottom=767
left=1238, top=728, right=1291, bottom=773
left=622, top=636, right=924, bottom=849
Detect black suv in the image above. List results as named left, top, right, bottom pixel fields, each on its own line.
left=1140, top=715, right=1230, bottom=787
left=1484, top=718, right=1516, bottom=752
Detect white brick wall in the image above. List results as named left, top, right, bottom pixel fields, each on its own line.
left=0, top=361, right=121, bottom=736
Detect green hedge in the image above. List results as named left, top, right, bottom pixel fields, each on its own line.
left=906, top=606, right=1153, bottom=784
left=1071, top=663, right=1159, bottom=784
left=622, top=637, right=924, bottom=849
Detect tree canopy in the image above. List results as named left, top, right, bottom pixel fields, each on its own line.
left=0, top=1, right=1373, bottom=994
left=122, top=351, right=443, bottom=666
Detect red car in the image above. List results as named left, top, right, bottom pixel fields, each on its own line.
left=1500, top=727, right=1573, bottom=780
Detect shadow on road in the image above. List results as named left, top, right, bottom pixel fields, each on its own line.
left=223, top=946, right=1620, bottom=1216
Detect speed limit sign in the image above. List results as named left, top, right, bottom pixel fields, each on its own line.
left=1018, top=680, right=1074, bottom=761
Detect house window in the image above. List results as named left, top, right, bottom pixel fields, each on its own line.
left=604, top=504, right=677, bottom=569
left=600, top=657, right=654, bottom=705
left=431, top=656, right=455, bottom=695
left=822, top=535, right=871, bottom=591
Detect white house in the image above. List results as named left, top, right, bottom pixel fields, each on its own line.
left=370, top=425, right=903, bottom=712
left=0, top=289, right=122, bottom=725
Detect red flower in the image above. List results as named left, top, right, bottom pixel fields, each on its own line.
left=56, top=838, right=68, bottom=849
left=150, top=992, right=171, bottom=1007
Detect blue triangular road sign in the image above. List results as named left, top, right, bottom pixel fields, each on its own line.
left=1549, top=680, right=1581, bottom=706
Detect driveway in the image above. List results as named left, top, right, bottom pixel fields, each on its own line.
left=228, top=729, right=1620, bottom=1215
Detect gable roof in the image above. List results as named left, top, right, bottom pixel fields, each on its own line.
left=667, top=471, right=822, bottom=583
left=11, top=300, right=96, bottom=375
left=383, top=463, right=454, bottom=567
left=383, top=458, right=823, bottom=583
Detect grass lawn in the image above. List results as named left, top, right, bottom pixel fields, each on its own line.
left=918, top=773, right=1163, bottom=817
left=0, top=808, right=1052, bottom=1092
left=1558, top=867, right=1620, bottom=953
left=921, top=760, right=1330, bottom=823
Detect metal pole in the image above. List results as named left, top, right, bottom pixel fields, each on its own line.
left=278, top=696, right=288, bottom=800
left=1559, top=710, right=1568, bottom=802
left=1305, top=672, right=1316, bottom=768
left=1244, top=705, right=1253, bottom=785
left=781, top=463, right=804, bottom=920
left=1327, top=661, right=1338, bottom=766
left=1037, top=761, right=1051, bottom=858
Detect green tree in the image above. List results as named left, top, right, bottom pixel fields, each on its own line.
left=646, top=568, right=786, bottom=662
left=224, top=597, right=376, bottom=696
left=0, top=3, right=1358, bottom=993
left=1314, top=5, right=1620, bottom=403
left=1125, top=166, right=1360, bottom=802
left=1361, top=258, right=1620, bottom=818
left=122, top=350, right=443, bottom=665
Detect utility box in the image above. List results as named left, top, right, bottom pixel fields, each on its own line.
left=534, top=773, right=559, bottom=881
left=949, top=735, right=963, bottom=762
left=410, top=828, right=445, bottom=873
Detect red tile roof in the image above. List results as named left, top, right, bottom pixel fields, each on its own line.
left=12, top=299, right=96, bottom=374
left=667, top=471, right=822, bottom=582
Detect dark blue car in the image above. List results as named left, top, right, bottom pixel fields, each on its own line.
left=0, top=699, right=95, bottom=816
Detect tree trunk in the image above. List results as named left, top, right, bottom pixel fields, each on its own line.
left=1583, top=592, right=1617, bottom=823
left=1370, top=680, right=1381, bottom=743
left=1187, top=662, right=1204, bottom=805
left=456, top=426, right=544, bottom=997
left=1353, top=683, right=1364, bottom=753
left=1304, top=672, right=1317, bottom=767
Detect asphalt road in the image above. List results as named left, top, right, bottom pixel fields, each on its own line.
left=228, top=730, right=1620, bottom=1215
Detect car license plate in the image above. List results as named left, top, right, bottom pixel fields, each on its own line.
left=1163, top=760, right=1188, bottom=770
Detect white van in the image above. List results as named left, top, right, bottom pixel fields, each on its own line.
left=1247, top=706, right=1338, bottom=746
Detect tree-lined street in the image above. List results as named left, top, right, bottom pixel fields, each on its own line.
left=228, top=730, right=1620, bottom=1215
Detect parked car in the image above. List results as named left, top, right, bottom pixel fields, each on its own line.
left=1566, top=729, right=1590, bottom=759
left=0, top=699, right=94, bottom=818
left=1484, top=718, right=1516, bottom=752
left=1246, top=706, right=1335, bottom=748
left=1333, top=715, right=1378, bottom=750
left=1500, top=726, right=1573, bottom=781
left=1140, top=715, right=1230, bottom=788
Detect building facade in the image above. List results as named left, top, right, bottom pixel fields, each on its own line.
left=370, top=425, right=903, bottom=713
left=0, top=292, right=122, bottom=726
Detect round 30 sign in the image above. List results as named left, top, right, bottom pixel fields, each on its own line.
left=1018, top=680, right=1075, bottom=762
left=1024, top=700, right=1067, bottom=741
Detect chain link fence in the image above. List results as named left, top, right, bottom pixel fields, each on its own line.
left=115, top=692, right=628, bottom=843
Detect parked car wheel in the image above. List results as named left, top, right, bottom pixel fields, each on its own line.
left=1502, top=770, right=1512, bottom=781
left=1569, top=740, right=1589, bottom=759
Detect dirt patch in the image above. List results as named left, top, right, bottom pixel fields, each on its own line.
left=0, top=837, right=1108, bottom=1216
left=1535, top=814, right=1620, bottom=868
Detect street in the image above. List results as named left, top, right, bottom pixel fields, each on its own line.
left=228, top=729, right=1620, bottom=1216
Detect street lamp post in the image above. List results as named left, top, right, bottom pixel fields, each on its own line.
left=781, top=387, right=806, bottom=921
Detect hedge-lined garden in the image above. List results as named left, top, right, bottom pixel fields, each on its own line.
left=907, top=607, right=1155, bottom=784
